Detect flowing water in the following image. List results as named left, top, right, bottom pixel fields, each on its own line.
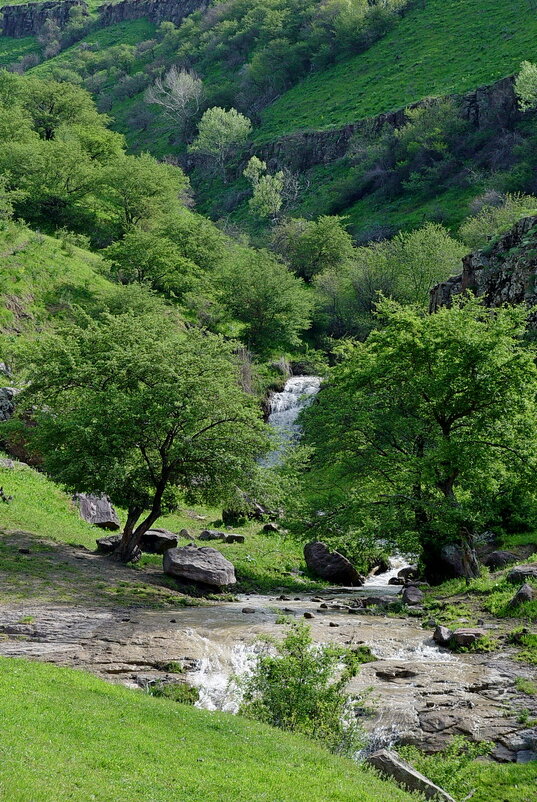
left=262, top=375, right=322, bottom=465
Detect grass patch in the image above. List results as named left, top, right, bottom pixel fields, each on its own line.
left=515, top=676, right=537, bottom=695
left=0, top=657, right=416, bottom=802
left=257, top=0, right=537, bottom=141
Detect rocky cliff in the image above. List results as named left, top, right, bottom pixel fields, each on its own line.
left=97, top=0, right=206, bottom=27
left=258, top=76, right=518, bottom=173
left=0, top=0, right=87, bottom=38
left=430, top=215, right=537, bottom=321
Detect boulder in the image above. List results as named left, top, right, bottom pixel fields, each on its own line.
left=362, top=595, right=393, bottom=608
left=508, top=583, right=535, bottom=606
left=398, top=565, right=418, bottom=580
left=366, top=750, right=456, bottom=801
left=178, top=528, right=194, bottom=540
left=0, top=387, right=19, bottom=422
left=451, top=628, right=485, bottom=648
left=225, top=534, right=244, bottom=544
left=198, top=529, right=226, bottom=542
left=263, top=522, right=279, bottom=533
left=74, top=493, right=120, bottom=530
left=375, top=665, right=418, bottom=681
left=402, top=585, right=424, bottom=606
left=96, top=534, right=121, bottom=553
left=304, top=541, right=363, bottom=586
left=433, top=625, right=453, bottom=647
left=163, top=545, right=236, bottom=587
left=388, top=576, right=405, bottom=585
left=483, top=550, right=518, bottom=569
left=507, top=564, right=537, bottom=583
left=140, top=528, right=178, bottom=554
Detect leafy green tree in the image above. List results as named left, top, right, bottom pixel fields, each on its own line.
left=240, top=620, right=365, bottom=754
left=272, top=215, right=354, bottom=280
left=459, top=193, right=537, bottom=250
left=299, top=298, right=537, bottom=582
left=16, top=312, right=270, bottom=562
left=219, top=249, right=312, bottom=354
left=243, top=156, right=284, bottom=219
left=515, top=60, right=537, bottom=111
left=189, top=107, right=252, bottom=177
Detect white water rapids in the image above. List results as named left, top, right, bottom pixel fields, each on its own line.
left=262, top=375, right=322, bottom=466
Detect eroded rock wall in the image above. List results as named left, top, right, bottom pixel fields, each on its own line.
left=97, top=0, right=206, bottom=27
left=0, top=0, right=87, bottom=38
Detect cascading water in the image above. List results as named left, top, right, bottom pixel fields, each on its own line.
left=262, top=375, right=321, bottom=466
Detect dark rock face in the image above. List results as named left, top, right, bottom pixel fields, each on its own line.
left=163, top=544, right=236, bottom=587
left=97, top=0, right=206, bottom=28
left=398, top=565, right=419, bottom=580
left=74, top=493, right=120, bottom=530
left=451, top=628, right=485, bottom=648
left=484, top=550, right=518, bottom=570
left=198, top=529, right=226, bottom=542
left=139, top=528, right=178, bottom=554
left=430, top=214, right=537, bottom=321
left=257, top=77, right=517, bottom=174
left=96, top=534, right=121, bottom=553
left=1, top=0, right=87, bottom=37
left=366, top=749, right=456, bottom=801
left=0, top=387, right=19, bottom=422
left=423, top=542, right=479, bottom=585
left=433, top=625, right=453, bottom=647
left=303, top=541, right=363, bottom=585
left=507, top=564, right=537, bottom=583
left=509, top=583, right=535, bottom=606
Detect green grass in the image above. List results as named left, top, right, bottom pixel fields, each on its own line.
left=0, top=35, right=38, bottom=67
left=256, top=0, right=537, bottom=142
left=0, top=657, right=416, bottom=802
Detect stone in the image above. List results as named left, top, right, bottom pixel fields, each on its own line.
left=491, top=744, right=516, bottom=763
left=198, top=529, right=226, bottom=542
left=516, top=750, right=537, bottom=764
left=140, top=528, right=178, bottom=554
left=507, top=564, right=537, bottom=583
left=74, top=493, right=120, bottom=530
left=397, top=565, right=418, bottom=580
left=303, top=541, right=363, bottom=586
left=362, top=595, right=393, bottom=607
left=375, top=665, right=418, bottom=681
left=178, top=528, right=194, bottom=539
left=0, top=387, right=19, bottom=422
left=366, top=750, right=456, bottom=801
left=241, top=607, right=256, bottom=614
left=388, top=576, right=405, bottom=585
left=225, top=534, right=245, bottom=544
left=163, top=545, right=236, bottom=587
left=433, top=625, right=453, bottom=647
left=0, top=458, right=15, bottom=469
left=96, top=534, right=121, bottom=554
left=328, top=621, right=339, bottom=627
left=451, top=628, right=485, bottom=648
left=508, top=583, right=535, bottom=606
left=263, top=522, right=279, bottom=533
left=303, top=612, right=314, bottom=619
left=402, top=585, right=424, bottom=606
left=483, top=550, right=518, bottom=569
left=1, top=0, right=87, bottom=38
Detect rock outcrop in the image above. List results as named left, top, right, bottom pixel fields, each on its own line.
left=507, top=564, right=537, bottom=583
left=97, top=0, right=206, bottom=28
left=366, top=749, right=456, bottom=801
left=430, top=215, right=537, bottom=319
left=139, top=528, right=178, bottom=554
left=1, top=0, right=87, bottom=37
left=0, top=387, right=18, bottom=422
left=304, top=541, right=363, bottom=585
left=74, top=493, right=120, bottom=530
left=163, top=544, right=236, bottom=587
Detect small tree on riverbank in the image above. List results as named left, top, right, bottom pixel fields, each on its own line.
left=16, top=310, right=271, bottom=562
left=297, top=297, right=537, bottom=581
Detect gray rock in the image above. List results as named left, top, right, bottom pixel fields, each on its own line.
left=198, top=529, right=226, bottom=542
left=362, top=595, right=393, bottom=607
left=516, top=750, right=537, bottom=764
left=508, top=583, right=535, bottom=606
left=263, top=522, right=279, bottom=533
left=178, top=528, right=194, bottom=539
left=366, top=749, right=456, bottom=801
left=451, top=628, right=485, bottom=647
left=0, top=458, right=15, bottom=469
left=304, top=541, right=363, bottom=585
left=388, top=576, right=405, bottom=585
left=241, top=607, right=256, bottom=614
left=140, top=528, right=178, bottom=554
left=484, top=550, right=518, bottom=569
left=96, top=534, right=121, bottom=553
left=225, top=534, right=245, bottom=544
left=74, top=493, right=120, bottom=530
left=0, top=387, right=19, bottom=422
left=163, top=545, right=236, bottom=587
left=433, top=625, right=453, bottom=646
left=375, top=665, right=418, bottom=681
left=398, top=565, right=418, bottom=580
left=491, top=744, right=516, bottom=763
left=304, top=612, right=314, bottom=619
left=402, top=585, right=424, bottom=605
left=507, top=564, right=537, bottom=583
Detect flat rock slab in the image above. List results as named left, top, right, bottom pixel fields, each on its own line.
left=74, top=493, right=120, bottom=531
left=507, top=564, right=537, bottom=583
left=366, top=749, right=456, bottom=801
left=140, top=529, right=178, bottom=554
left=163, top=545, right=236, bottom=587
left=198, top=530, right=226, bottom=542
left=484, top=551, right=518, bottom=569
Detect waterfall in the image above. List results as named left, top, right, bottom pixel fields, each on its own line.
left=262, top=375, right=321, bottom=466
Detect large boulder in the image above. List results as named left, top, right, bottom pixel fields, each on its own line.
left=0, top=387, right=19, bottom=422
left=398, top=565, right=419, bottom=580
left=508, top=583, right=535, bottom=607
left=507, top=564, right=537, bottom=583
left=74, top=493, right=120, bottom=530
left=140, top=528, right=178, bottom=554
left=483, top=550, right=518, bottom=570
left=423, top=542, right=479, bottom=585
left=433, top=625, right=453, bottom=647
left=402, top=585, right=424, bottom=606
left=96, top=534, right=121, bottom=553
left=451, top=628, right=485, bottom=648
left=304, top=541, right=363, bottom=586
left=163, top=545, right=236, bottom=587
left=366, top=749, right=456, bottom=801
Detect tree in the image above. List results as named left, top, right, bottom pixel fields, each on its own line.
left=17, top=312, right=271, bottom=562
left=459, top=193, right=537, bottom=250
left=272, top=215, right=354, bottom=280
left=515, top=60, right=537, bottom=111
left=189, top=107, right=252, bottom=177
left=243, top=156, right=284, bottom=219
left=145, top=66, right=203, bottom=134
left=299, top=298, right=537, bottom=582
left=219, top=248, right=312, bottom=354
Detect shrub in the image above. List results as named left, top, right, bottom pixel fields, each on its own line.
left=146, top=681, right=199, bottom=704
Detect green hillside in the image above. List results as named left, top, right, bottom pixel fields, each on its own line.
left=257, top=0, right=537, bottom=141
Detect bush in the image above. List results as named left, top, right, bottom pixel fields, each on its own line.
left=239, top=620, right=366, bottom=755
left=146, top=681, right=199, bottom=704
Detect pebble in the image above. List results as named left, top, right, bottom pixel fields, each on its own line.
left=304, top=612, right=315, bottom=619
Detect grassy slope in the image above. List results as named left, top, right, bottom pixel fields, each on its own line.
left=0, top=658, right=418, bottom=802
left=257, top=0, right=537, bottom=142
